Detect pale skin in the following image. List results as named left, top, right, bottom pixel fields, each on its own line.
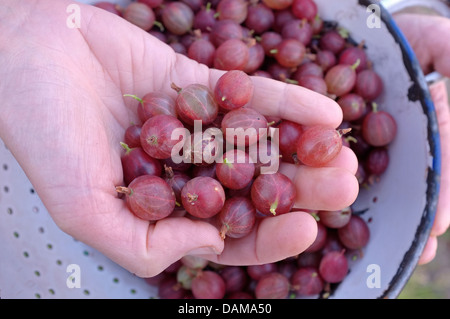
left=0, top=0, right=358, bottom=277
left=0, top=0, right=446, bottom=279
left=394, top=13, right=450, bottom=265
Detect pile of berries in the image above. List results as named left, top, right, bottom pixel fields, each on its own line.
left=94, top=0, right=398, bottom=298
left=117, top=69, right=339, bottom=235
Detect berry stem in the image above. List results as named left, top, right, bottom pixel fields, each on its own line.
left=345, top=135, right=358, bottom=144
left=244, top=37, right=256, bottom=47
left=116, top=186, right=133, bottom=196
left=269, top=200, right=278, bottom=216
left=123, top=94, right=144, bottom=108
left=305, top=53, right=316, bottom=61
left=187, top=193, right=198, bottom=203
left=285, top=78, right=299, bottom=85
left=338, top=128, right=352, bottom=137
left=219, top=224, right=229, bottom=240
left=337, top=27, right=349, bottom=39
left=148, top=135, right=158, bottom=145
left=193, top=29, right=203, bottom=39
left=171, top=82, right=183, bottom=93
left=164, top=164, right=175, bottom=178
left=326, top=93, right=337, bottom=100
left=350, top=59, right=361, bottom=71
left=153, top=21, right=164, bottom=32
left=371, top=102, right=378, bottom=112
left=223, top=157, right=233, bottom=168
left=120, top=142, right=132, bottom=154
left=357, top=40, right=366, bottom=49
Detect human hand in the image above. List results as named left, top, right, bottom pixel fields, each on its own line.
left=0, top=0, right=358, bottom=277
left=394, top=13, right=450, bottom=264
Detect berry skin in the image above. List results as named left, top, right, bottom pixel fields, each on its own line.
left=250, top=172, right=296, bottom=216
left=181, top=176, right=226, bottom=218
left=214, top=70, right=254, bottom=111
left=116, top=175, right=176, bottom=221
left=140, top=114, right=185, bottom=160
left=362, top=105, right=397, bottom=147
left=172, top=83, right=219, bottom=126
left=218, top=196, right=256, bottom=240
left=296, top=126, right=350, bottom=167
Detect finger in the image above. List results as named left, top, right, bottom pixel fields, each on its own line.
left=278, top=163, right=359, bottom=211
left=418, top=236, right=438, bottom=265
left=85, top=203, right=316, bottom=276
left=323, top=146, right=358, bottom=174
left=429, top=81, right=450, bottom=237
left=394, top=13, right=450, bottom=77
left=249, top=76, right=343, bottom=128
left=208, top=72, right=343, bottom=128
left=143, top=217, right=225, bottom=276
left=169, top=57, right=343, bottom=128
left=99, top=213, right=224, bottom=278
left=58, top=196, right=225, bottom=278
left=76, top=3, right=343, bottom=130
left=203, top=211, right=318, bottom=265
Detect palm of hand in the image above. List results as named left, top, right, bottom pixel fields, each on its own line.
left=1, top=2, right=220, bottom=276
left=0, top=0, right=358, bottom=277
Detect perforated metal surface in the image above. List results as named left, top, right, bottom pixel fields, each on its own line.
left=0, top=139, right=157, bottom=299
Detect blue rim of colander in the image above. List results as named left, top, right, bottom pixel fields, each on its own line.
left=357, top=0, right=442, bottom=299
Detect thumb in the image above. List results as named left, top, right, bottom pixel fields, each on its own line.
left=141, top=217, right=224, bottom=277
left=429, top=80, right=450, bottom=237
left=418, top=80, right=450, bottom=265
